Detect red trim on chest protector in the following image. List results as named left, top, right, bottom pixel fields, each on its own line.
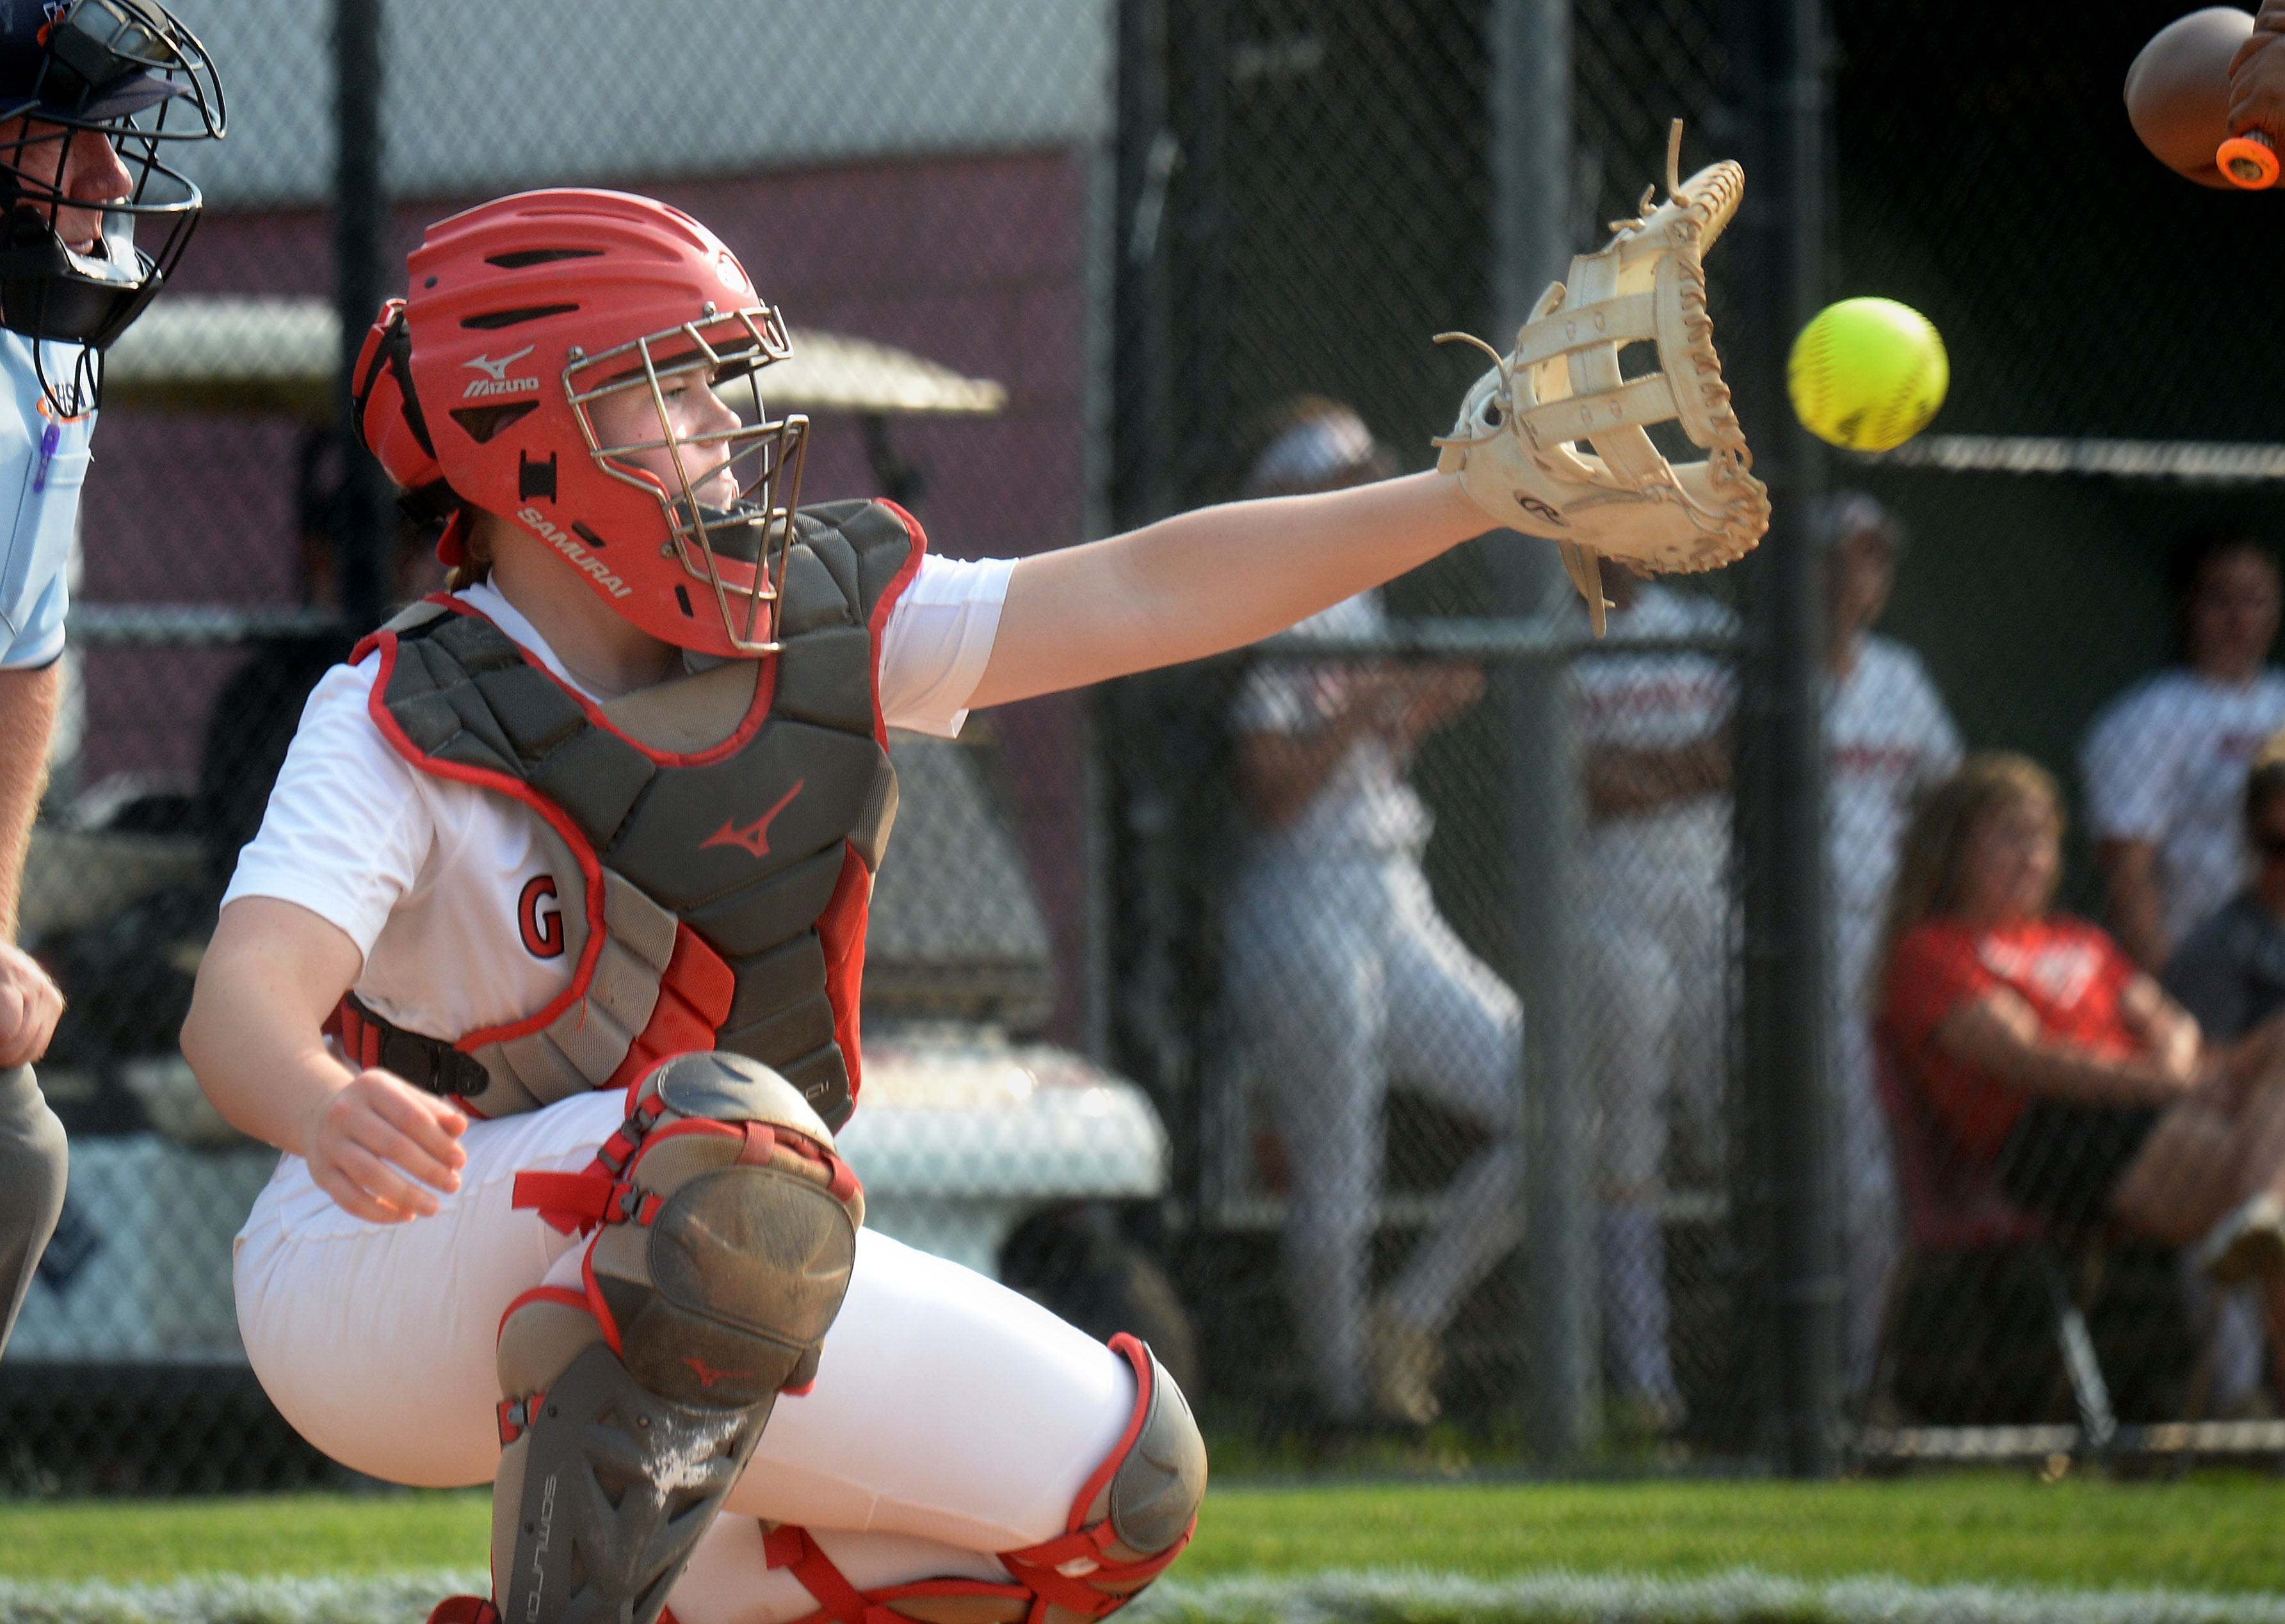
left=351, top=593, right=784, bottom=769
left=865, top=501, right=926, bottom=742
left=816, top=847, right=872, bottom=1103
left=351, top=616, right=614, bottom=1059
left=331, top=999, right=376, bottom=1070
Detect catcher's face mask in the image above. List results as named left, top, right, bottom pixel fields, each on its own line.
left=0, top=0, right=225, bottom=414
left=568, top=305, right=811, bottom=655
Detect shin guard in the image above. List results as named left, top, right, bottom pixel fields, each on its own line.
left=492, top=1052, right=866, bottom=1624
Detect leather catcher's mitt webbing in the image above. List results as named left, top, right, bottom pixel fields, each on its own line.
left=1434, top=120, right=1769, bottom=634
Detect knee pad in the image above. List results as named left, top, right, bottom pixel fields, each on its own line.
left=513, top=1050, right=865, bottom=1406
left=760, top=1335, right=1206, bottom=1624
left=1001, top=1333, right=1206, bottom=1619
left=490, top=1052, right=867, bottom=1624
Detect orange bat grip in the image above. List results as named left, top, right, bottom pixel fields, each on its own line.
left=2220, top=129, right=2281, bottom=188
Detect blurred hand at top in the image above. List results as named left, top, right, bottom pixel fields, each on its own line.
left=2230, top=3, right=2285, bottom=145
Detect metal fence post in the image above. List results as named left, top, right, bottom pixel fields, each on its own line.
left=1492, top=0, right=1595, bottom=1460
left=1731, top=0, right=1841, bottom=1476
left=333, top=0, right=390, bottom=634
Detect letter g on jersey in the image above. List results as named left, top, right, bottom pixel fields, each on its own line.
left=518, top=874, right=565, bottom=959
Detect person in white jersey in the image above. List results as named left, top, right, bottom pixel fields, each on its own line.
left=1817, top=492, right=1961, bottom=1396
left=1220, top=398, right=1522, bottom=1432
left=1572, top=568, right=1738, bottom=1427
left=2084, top=526, right=2285, bottom=1411
left=172, top=190, right=1710, bottom=1624
left=0, top=0, right=223, bottom=1359
left=2086, top=527, right=2285, bottom=970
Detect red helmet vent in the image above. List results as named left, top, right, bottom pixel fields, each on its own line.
left=485, top=248, right=604, bottom=269
left=460, top=302, right=580, bottom=331
left=449, top=402, right=539, bottom=444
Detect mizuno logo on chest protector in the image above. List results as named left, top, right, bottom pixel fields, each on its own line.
left=702, top=779, right=804, bottom=860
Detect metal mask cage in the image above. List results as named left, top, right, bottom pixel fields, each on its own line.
left=21, top=0, right=227, bottom=143
left=0, top=0, right=223, bottom=413
left=565, top=304, right=811, bottom=654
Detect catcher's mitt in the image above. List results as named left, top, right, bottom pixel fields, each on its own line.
left=1434, top=122, right=1770, bottom=634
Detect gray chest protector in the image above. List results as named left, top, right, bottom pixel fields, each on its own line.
left=337, top=498, right=919, bottom=1130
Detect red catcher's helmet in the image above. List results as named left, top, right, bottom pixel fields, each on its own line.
left=351, top=188, right=809, bottom=657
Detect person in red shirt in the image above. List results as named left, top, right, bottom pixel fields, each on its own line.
left=1878, top=753, right=2285, bottom=1369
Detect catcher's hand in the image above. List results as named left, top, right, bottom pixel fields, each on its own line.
left=1433, top=122, right=1769, bottom=634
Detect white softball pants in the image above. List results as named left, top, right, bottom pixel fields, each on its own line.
left=1223, top=851, right=1523, bottom=1420
left=1830, top=899, right=1900, bottom=1397
left=233, top=1090, right=1134, bottom=1624
left=1579, top=869, right=1727, bottom=1408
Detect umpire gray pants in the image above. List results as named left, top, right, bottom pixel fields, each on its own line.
left=0, top=1064, right=65, bottom=1356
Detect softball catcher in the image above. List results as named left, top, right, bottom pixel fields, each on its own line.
left=186, top=138, right=1764, bottom=1624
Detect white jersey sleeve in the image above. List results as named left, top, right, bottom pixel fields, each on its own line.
left=220, top=655, right=440, bottom=959
left=1894, top=643, right=1963, bottom=778
left=876, top=553, right=1015, bottom=739
left=2082, top=679, right=2188, bottom=844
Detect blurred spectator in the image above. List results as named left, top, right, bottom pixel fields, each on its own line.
left=1574, top=568, right=1737, bottom=1428
left=2085, top=526, right=2285, bottom=972
left=2167, top=740, right=2285, bottom=1042
left=1879, top=752, right=2285, bottom=1397
left=1820, top=492, right=1962, bottom=1395
left=1221, top=397, right=1522, bottom=1431
left=2162, top=735, right=2285, bottom=1410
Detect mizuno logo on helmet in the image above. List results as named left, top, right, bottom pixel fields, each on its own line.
left=517, top=506, right=632, bottom=599
left=465, top=346, right=534, bottom=381
left=463, top=346, right=540, bottom=398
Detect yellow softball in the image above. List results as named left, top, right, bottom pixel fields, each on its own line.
left=1786, top=297, right=1948, bottom=452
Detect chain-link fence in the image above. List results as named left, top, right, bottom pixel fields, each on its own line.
left=1823, top=0, right=2285, bottom=1465
left=9, top=0, right=2285, bottom=1498
left=1104, top=0, right=2285, bottom=1471
left=1103, top=0, right=1756, bottom=1459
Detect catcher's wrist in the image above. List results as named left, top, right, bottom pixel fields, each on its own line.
left=1432, top=469, right=1502, bottom=538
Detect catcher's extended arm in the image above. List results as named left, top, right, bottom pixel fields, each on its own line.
left=1433, top=122, right=1768, bottom=634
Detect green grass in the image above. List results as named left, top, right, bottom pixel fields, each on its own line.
left=2, top=1475, right=2284, bottom=1595
left=1194, top=1475, right=2285, bottom=1593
